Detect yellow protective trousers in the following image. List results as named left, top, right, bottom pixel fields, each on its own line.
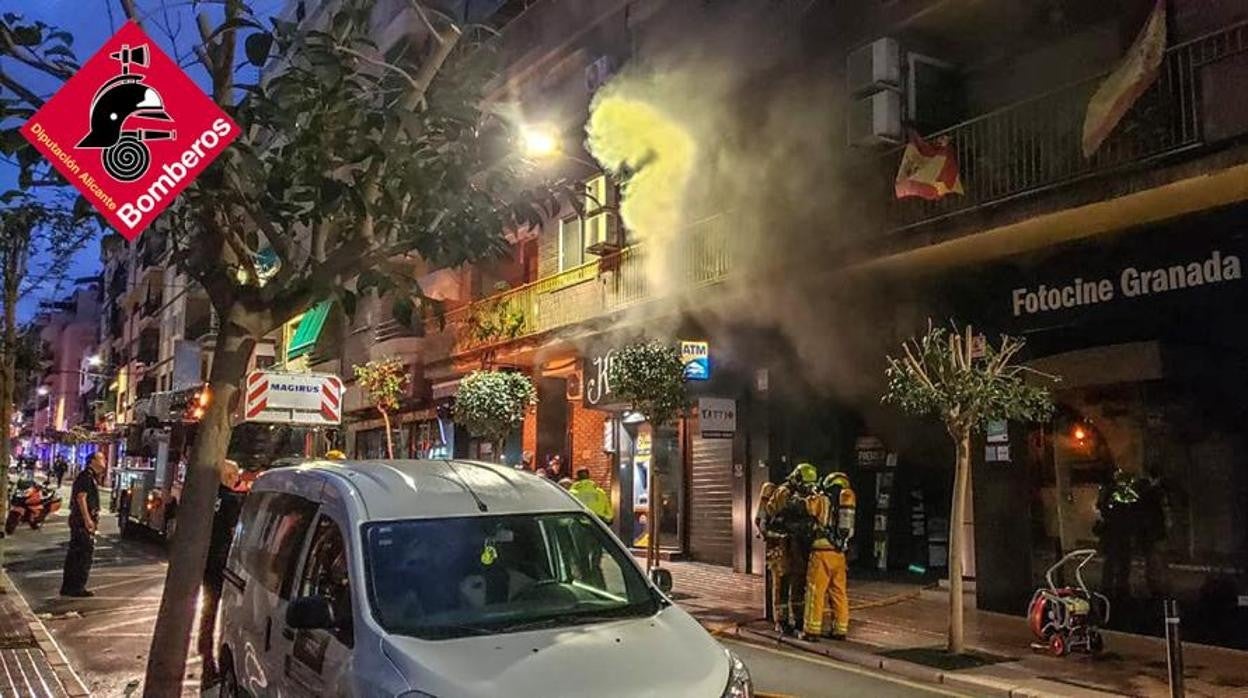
left=766, top=538, right=806, bottom=625
left=803, top=548, right=849, bottom=636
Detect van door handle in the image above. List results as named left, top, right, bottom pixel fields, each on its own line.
left=264, top=617, right=272, bottom=652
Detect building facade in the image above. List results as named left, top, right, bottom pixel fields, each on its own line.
left=57, top=0, right=1235, bottom=648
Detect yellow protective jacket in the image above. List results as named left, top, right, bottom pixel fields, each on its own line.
left=757, top=482, right=796, bottom=538
left=807, top=487, right=857, bottom=552
left=570, top=479, right=614, bottom=522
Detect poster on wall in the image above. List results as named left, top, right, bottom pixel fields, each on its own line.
left=856, top=436, right=888, bottom=468
left=633, top=429, right=652, bottom=509
left=698, top=398, right=736, bottom=439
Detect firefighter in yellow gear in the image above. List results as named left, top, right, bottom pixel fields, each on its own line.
left=802, top=471, right=856, bottom=640
left=756, top=463, right=818, bottom=633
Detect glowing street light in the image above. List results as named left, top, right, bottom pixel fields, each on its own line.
left=86, top=354, right=103, bottom=368
left=36, top=386, right=49, bottom=397
left=520, top=124, right=560, bottom=158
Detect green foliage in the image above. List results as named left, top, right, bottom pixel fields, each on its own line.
left=353, top=357, right=409, bottom=413
left=608, top=340, right=689, bottom=428
left=154, top=0, right=555, bottom=332
left=464, top=282, right=527, bottom=347
left=453, top=370, right=536, bottom=446
left=0, top=14, right=81, bottom=188
left=882, top=322, right=1055, bottom=434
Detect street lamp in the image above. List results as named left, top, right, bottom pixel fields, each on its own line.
left=36, top=386, right=49, bottom=397
left=520, top=123, right=599, bottom=169
left=520, top=124, right=560, bottom=159
left=86, top=354, right=103, bottom=368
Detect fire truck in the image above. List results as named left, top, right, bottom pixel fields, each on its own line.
left=115, top=371, right=343, bottom=539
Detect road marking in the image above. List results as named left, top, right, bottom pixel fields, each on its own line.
left=720, top=639, right=974, bottom=698
left=20, top=570, right=161, bottom=579
left=86, top=614, right=160, bottom=634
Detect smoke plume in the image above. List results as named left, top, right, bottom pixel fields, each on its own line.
left=584, top=1, right=893, bottom=400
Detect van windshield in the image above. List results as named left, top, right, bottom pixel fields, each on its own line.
left=364, top=513, right=660, bottom=640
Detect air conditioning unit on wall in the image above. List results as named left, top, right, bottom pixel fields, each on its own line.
left=583, top=174, right=621, bottom=256
left=847, top=90, right=903, bottom=147
left=846, top=37, right=903, bottom=147
left=847, top=37, right=901, bottom=97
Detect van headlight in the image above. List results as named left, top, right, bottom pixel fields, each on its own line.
left=721, top=649, right=753, bottom=698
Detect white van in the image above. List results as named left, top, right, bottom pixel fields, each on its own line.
left=217, top=459, right=753, bottom=698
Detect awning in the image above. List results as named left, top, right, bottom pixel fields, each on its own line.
left=287, top=300, right=332, bottom=360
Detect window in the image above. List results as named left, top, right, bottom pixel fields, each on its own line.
left=558, top=216, right=583, bottom=271
left=230, top=492, right=317, bottom=597
left=364, top=512, right=657, bottom=640
left=298, top=516, right=353, bottom=647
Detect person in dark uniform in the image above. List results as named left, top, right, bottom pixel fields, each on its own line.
left=52, top=457, right=67, bottom=488
left=60, top=453, right=105, bottom=597
left=1096, top=467, right=1140, bottom=600
left=199, top=459, right=248, bottom=686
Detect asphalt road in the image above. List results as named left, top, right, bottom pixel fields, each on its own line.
left=4, top=486, right=973, bottom=698
left=721, top=639, right=980, bottom=698
left=3, top=487, right=199, bottom=697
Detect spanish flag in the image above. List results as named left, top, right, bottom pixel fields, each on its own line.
left=895, top=130, right=964, bottom=200
left=1082, top=0, right=1167, bottom=157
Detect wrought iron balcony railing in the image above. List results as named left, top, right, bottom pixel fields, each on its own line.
left=888, top=20, right=1248, bottom=231
left=433, top=215, right=732, bottom=355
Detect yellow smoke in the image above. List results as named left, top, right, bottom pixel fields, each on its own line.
left=586, top=94, right=697, bottom=294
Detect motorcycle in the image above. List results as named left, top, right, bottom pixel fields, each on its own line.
left=5, top=480, right=63, bottom=535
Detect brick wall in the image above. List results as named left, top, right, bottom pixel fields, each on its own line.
left=568, top=399, right=611, bottom=487
left=522, top=408, right=537, bottom=468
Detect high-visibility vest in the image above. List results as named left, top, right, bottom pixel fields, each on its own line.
left=570, top=479, right=614, bottom=521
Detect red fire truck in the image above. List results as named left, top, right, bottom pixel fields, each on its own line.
left=115, top=371, right=343, bottom=538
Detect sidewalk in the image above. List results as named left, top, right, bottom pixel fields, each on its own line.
left=663, top=561, right=1248, bottom=698
left=0, top=569, right=90, bottom=697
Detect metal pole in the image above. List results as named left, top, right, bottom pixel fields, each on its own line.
left=1164, top=599, right=1185, bottom=698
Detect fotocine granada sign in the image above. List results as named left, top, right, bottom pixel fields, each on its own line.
left=20, top=22, right=239, bottom=240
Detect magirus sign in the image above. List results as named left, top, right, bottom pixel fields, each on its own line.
left=20, top=22, right=239, bottom=240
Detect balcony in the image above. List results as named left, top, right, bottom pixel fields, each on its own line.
left=886, top=20, right=1248, bottom=232
left=434, top=215, right=731, bottom=356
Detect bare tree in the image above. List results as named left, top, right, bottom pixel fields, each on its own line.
left=883, top=322, right=1055, bottom=654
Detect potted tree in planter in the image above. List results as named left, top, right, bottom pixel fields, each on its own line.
left=354, top=357, right=410, bottom=459
left=453, top=370, right=537, bottom=462
left=882, top=322, right=1055, bottom=654
left=608, top=340, right=689, bottom=571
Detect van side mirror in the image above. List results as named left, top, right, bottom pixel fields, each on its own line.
left=286, top=595, right=335, bottom=630
left=649, top=567, right=673, bottom=593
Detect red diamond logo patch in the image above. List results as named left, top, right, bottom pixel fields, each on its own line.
left=20, top=21, right=239, bottom=240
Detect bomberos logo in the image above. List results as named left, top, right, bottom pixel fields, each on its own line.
left=20, top=21, right=239, bottom=240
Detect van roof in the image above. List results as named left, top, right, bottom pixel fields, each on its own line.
left=263, top=459, right=580, bottom=521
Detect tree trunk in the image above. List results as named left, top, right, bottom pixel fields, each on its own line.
left=648, top=469, right=660, bottom=571
left=495, top=438, right=505, bottom=464
left=143, top=320, right=254, bottom=697
left=0, top=266, right=16, bottom=557
left=947, top=428, right=972, bottom=654
left=381, top=408, right=394, bottom=459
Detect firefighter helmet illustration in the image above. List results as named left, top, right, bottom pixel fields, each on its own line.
left=76, top=43, right=175, bottom=182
